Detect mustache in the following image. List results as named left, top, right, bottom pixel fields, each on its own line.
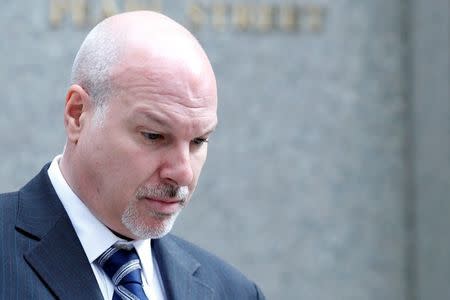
left=136, top=184, right=189, bottom=201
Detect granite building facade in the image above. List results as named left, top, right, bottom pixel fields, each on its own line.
left=1, top=1, right=448, bottom=299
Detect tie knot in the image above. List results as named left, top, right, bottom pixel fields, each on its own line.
left=97, top=244, right=143, bottom=286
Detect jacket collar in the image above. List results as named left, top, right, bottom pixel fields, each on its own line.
left=153, top=236, right=214, bottom=299
left=15, top=164, right=103, bottom=300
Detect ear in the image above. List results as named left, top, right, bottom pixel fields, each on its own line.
left=64, top=84, right=91, bottom=144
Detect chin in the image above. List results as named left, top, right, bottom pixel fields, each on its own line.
left=121, top=207, right=180, bottom=239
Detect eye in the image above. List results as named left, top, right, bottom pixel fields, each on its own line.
left=192, top=138, right=209, bottom=146
left=141, top=132, right=163, bottom=141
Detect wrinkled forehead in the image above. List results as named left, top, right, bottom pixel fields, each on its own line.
left=110, top=43, right=217, bottom=107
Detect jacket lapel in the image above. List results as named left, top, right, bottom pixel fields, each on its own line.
left=153, top=236, right=214, bottom=300
left=16, top=164, right=103, bottom=300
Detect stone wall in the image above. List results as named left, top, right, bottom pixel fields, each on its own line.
left=0, top=1, right=448, bottom=299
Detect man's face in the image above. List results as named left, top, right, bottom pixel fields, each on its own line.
left=76, top=60, right=217, bottom=239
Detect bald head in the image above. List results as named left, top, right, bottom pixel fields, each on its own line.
left=71, top=11, right=216, bottom=110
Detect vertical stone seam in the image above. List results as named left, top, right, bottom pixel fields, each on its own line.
left=402, top=0, right=418, bottom=299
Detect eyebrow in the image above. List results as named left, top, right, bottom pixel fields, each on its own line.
left=134, top=110, right=217, bottom=137
left=201, top=126, right=217, bottom=137
left=135, top=110, right=169, bottom=128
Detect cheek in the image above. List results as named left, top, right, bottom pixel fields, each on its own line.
left=191, top=149, right=208, bottom=178
left=89, top=137, right=143, bottom=190
left=124, top=147, right=165, bottom=184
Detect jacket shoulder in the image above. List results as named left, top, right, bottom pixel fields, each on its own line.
left=0, top=191, right=20, bottom=249
left=0, top=191, right=19, bottom=212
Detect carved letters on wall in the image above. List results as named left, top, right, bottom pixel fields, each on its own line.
left=49, top=0, right=327, bottom=33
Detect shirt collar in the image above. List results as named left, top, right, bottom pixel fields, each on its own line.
left=47, top=155, right=154, bottom=284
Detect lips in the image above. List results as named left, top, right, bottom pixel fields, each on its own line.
left=143, top=197, right=183, bottom=214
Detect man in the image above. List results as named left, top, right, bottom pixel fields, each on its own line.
left=0, top=11, right=265, bottom=300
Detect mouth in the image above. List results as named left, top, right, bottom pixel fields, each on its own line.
left=142, top=197, right=185, bottom=215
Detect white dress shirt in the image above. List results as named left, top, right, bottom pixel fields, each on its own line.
left=47, top=155, right=166, bottom=300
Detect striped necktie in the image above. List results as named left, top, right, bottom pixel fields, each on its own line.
left=97, top=244, right=149, bottom=300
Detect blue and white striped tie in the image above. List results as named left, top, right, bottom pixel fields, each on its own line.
left=97, top=244, right=149, bottom=300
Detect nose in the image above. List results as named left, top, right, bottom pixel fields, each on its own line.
left=159, top=144, right=194, bottom=187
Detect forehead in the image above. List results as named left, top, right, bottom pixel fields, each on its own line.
left=105, top=41, right=218, bottom=129
left=108, top=67, right=217, bottom=133
left=131, top=104, right=217, bottom=135
left=111, top=60, right=216, bottom=107
left=110, top=39, right=216, bottom=98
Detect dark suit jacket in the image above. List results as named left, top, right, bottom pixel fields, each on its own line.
left=0, top=164, right=265, bottom=300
